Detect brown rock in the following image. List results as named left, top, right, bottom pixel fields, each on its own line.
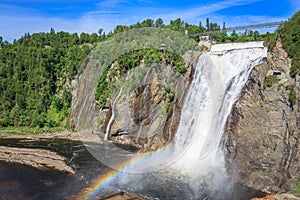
left=252, top=195, right=276, bottom=200
left=224, top=46, right=300, bottom=194
left=0, top=146, right=75, bottom=174
left=104, top=51, right=201, bottom=149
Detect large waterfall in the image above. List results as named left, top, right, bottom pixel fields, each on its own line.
left=169, top=41, right=267, bottom=193
left=78, top=42, right=268, bottom=200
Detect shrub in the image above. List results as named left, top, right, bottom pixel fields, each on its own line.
left=294, top=180, right=300, bottom=195
left=264, top=75, right=279, bottom=88
left=281, top=10, right=300, bottom=76
left=288, top=85, right=297, bottom=106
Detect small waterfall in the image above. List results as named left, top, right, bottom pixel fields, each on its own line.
left=104, top=87, right=123, bottom=140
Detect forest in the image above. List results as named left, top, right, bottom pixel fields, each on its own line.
left=0, top=13, right=298, bottom=130
left=281, top=10, right=300, bottom=76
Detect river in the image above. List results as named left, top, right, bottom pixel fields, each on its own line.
left=0, top=138, right=265, bottom=200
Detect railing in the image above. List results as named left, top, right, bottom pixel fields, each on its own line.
left=189, top=21, right=284, bottom=37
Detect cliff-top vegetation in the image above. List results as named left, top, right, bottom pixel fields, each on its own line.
left=0, top=14, right=297, bottom=130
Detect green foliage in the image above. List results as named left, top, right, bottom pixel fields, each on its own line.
left=163, top=103, right=169, bottom=114
left=282, top=10, right=300, bottom=76
left=155, top=18, right=164, bottom=27
left=95, top=69, right=110, bottom=108
left=0, top=30, right=94, bottom=128
left=98, top=119, right=104, bottom=125
left=169, top=18, right=185, bottom=32
left=287, top=85, right=297, bottom=106
left=264, top=32, right=276, bottom=49
left=0, top=126, right=65, bottom=135
left=295, top=180, right=300, bottom=195
left=1, top=14, right=291, bottom=129
left=162, top=86, right=174, bottom=101
left=264, top=75, right=279, bottom=88
left=291, top=59, right=300, bottom=76
left=95, top=48, right=186, bottom=108
left=207, top=27, right=275, bottom=44
left=262, top=143, right=269, bottom=149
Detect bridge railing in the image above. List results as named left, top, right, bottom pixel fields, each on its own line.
left=224, top=21, right=283, bottom=32
left=189, top=21, right=284, bottom=37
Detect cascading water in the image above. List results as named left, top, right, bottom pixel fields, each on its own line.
left=169, top=41, right=267, bottom=195
left=77, top=42, right=268, bottom=200
left=104, top=87, right=123, bottom=140
left=104, top=41, right=266, bottom=191
left=174, top=41, right=267, bottom=166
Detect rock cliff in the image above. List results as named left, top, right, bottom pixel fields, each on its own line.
left=224, top=43, right=300, bottom=195
left=102, top=51, right=200, bottom=149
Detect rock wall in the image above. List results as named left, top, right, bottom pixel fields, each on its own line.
left=100, top=51, right=200, bottom=149
left=224, top=43, right=300, bottom=195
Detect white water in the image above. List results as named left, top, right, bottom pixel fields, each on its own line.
left=118, top=42, right=267, bottom=174
left=84, top=42, right=268, bottom=199
left=104, top=87, right=123, bottom=140
left=172, top=41, right=267, bottom=177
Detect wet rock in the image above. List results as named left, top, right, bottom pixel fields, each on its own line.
left=224, top=46, right=300, bottom=196
left=273, top=193, right=300, bottom=200
left=0, top=146, right=75, bottom=174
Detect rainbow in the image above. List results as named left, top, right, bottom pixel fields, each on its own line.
left=76, top=143, right=175, bottom=200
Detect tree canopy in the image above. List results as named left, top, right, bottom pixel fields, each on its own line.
left=0, top=15, right=289, bottom=129
left=281, top=10, right=300, bottom=76
left=0, top=30, right=95, bottom=128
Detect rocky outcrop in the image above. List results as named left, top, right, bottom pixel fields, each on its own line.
left=100, top=192, right=147, bottom=200
left=103, top=51, right=200, bottom=149
left=224, top=44, right=300, bottom=196
left=252, top=193, right=299, bottom=200
left=0, top=146, right=75, bottom=174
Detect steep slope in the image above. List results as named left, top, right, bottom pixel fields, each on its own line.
left=224, top=43, right=300, bottom=195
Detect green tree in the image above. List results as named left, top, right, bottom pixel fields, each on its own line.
left=141, top=19, right=154, bottom=27
left=206, top=18, right=210, bottom=31
left=98, top=28, right=103, bottom=36
left=155, top=18, right=164, bottom=27
left=282, top=10, right=300, bottom=76
left=169, top=18, right=184, bottom=32
left=230, top=30, right=238, bottom=42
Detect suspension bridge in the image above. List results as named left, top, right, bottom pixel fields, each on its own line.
left=188, top=21, right=284, bottom=37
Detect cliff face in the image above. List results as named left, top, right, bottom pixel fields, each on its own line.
left=224, top=44, right=300, bottom=194
left=99, top=51, right=200, bottom=149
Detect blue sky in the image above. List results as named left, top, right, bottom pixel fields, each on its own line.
left=1, top=0, right=299, bottom=42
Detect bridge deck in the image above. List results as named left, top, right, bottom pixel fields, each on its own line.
left=189, top=21, right=283, bottom=37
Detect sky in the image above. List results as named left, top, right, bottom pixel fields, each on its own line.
left=0, top=0, right=299, bottom=42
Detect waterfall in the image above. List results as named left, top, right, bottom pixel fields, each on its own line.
left=172, top=41, right=267, bottom=177
left=79, top=42, right=268, bottom=199
left=118, top=42, right=267, bottom=175
left=104, top=87, right=123, bottom=140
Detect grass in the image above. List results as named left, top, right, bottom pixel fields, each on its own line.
left=0, top=126, right=66, bottom=136
left=264, top=75, right=279, bottom=88
left=262, top=143, right=269, bottom=149
left=262, top=172, right=269, bottom=177
left=295, top=180, right=300, bottom=195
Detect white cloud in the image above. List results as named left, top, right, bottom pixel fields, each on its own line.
left=0, top=12, right=129, bottom=42
left=155, top=0, right=264, bottom=22
left=0, top=0, right=294, bottom=42
left=97, top=0, right=128, bottom=8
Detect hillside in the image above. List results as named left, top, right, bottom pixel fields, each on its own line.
left=0, top=14, right=296, bottom=130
